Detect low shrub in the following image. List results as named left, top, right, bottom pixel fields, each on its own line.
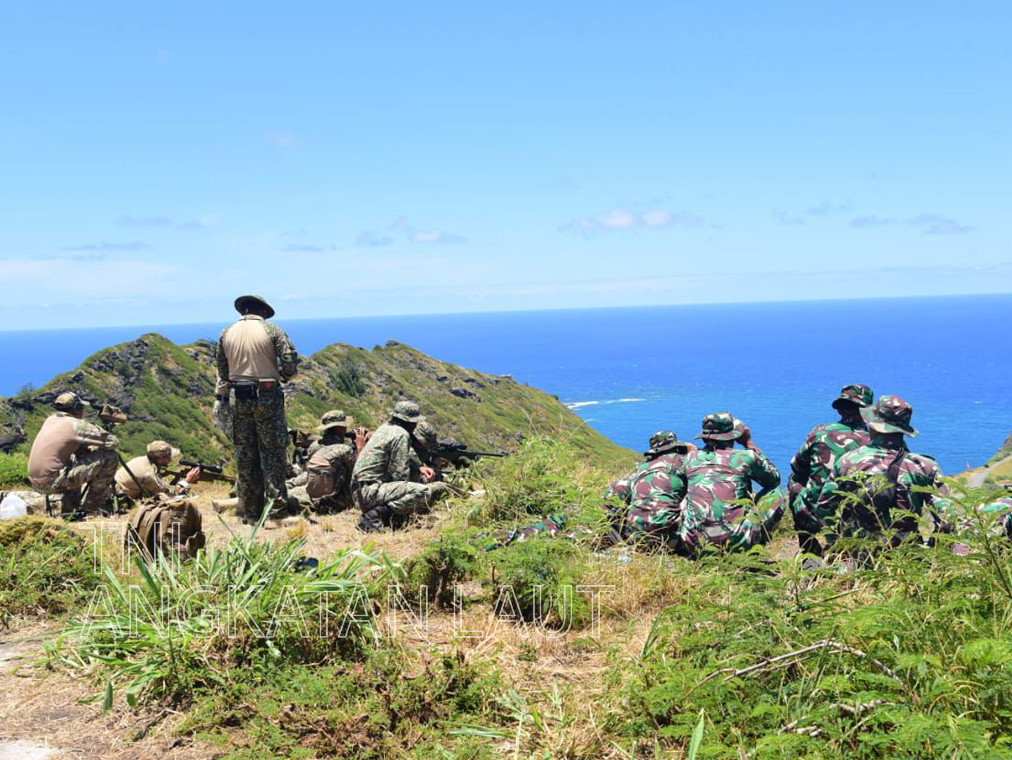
left=400, top=530, right=483, bottom=609
left=469, top=436, right=610, bottom=525
left=0, top=452, right=30, bottom=489
left=485, top=539, right=590, bottom=629
left=0, top=516, right=102, bottom=626
left=46, top=521, right=398, bottom=708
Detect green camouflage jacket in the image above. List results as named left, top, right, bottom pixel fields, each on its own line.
left=789, top=419, right=870, bottom=526
left=677, top=446, right=783, bottom=553
left=624, top=453, right=687, bottom=540
left=816, top=436, right=950, bottom=537
left=351, top=423, right=421, bottom=485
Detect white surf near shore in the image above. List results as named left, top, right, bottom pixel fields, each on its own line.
left=566, top=398, right=646, bottom=409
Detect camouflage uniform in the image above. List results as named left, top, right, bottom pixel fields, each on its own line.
left=494, top=513, right=579, bottom=545
left=289, top=442, right=357, bottom=513
left=605, top=431, right=684, bottom=505
left=216, top=295, right=298, bottom=521
left=624, top=452, right=687, bottom=549
left=501, top=433, right=691, bottom=550
left=27, top=393, right=119, bottom=515
left=789, top=384, right=873, bottom=554
left=816, top=396, right=949, bottom=544
left=677, top=413, right=784, bottom=554
left=352, top=402, right=450, bottom=531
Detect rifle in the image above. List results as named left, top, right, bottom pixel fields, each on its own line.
left=427, top=442, right=508, bottom=468
left=169, top=459, right=236, bottom=485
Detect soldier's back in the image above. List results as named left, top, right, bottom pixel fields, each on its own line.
left=352, top=423, right=405, bottom=483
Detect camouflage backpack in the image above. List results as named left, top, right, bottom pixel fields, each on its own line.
left=126, top=496, right=206, bottom=561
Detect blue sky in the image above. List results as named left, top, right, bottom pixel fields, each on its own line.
left=1, top=0, right=1010, bottom=329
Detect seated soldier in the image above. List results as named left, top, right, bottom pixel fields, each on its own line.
left=495, top=432, right=693, bottom=550
left=676, top=412, right=785, bottom=555
left=816, top=395, right=950, bottom=547
left=789, top=384, right=873, bottom=558
left=289, top=424, right=368, bottom=513
left=115, top=440, right=200, bottom=504
left=288, top=409, right=363, bottom=488
left=622, top=432, right=693, bottom=549
left=27, top=392, right=119, bottom=516
left=352, top=401, right=451, bottom=532
left=605, top=431, right=694, bottom=504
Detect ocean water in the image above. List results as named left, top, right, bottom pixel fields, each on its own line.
left=2, top=295, right=1010, bottom=476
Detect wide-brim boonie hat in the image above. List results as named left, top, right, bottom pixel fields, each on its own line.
left=234, top=294, right=275, bottom=319
left=319, top=417, right=354, bottom=432
left=862, top=395, right=919, bottom=437
left=695, top=412, right=741, bottom=441
left=832, top=383, right=874, bottom=410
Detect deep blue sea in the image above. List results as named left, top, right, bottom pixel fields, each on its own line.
left=2, top=295, right=1010, bottom=477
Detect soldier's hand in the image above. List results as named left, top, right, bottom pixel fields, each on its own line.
left=354, top=428, right=369, bottom=452
left=420, top=466, right=436, bottom=483
left=184, top=466, right=202, bottom=484
left=738, top=425, right=756, bottom=449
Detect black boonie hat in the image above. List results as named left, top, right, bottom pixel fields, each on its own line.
left=234, top=294, right=275, bottom=319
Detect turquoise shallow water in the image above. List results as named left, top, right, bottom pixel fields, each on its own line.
left=2, top=294, right=1010, bottom=476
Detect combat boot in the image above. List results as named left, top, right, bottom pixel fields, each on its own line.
left=358, top=506, right=392, bottom=533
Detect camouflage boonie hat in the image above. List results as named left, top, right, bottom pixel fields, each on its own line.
left=391, top=401, right=425, bottom=424
left=832, top=383, right=874, bottom=410
left=234, top=294, right=275, bottom=319
left=645, top=430, right=681, bottom=456
left=696, top=412, right=741, bottom=441
left=146, top=440, right=181, bottom=460
left=863, top=395, right=918, bottom=437
left=53, top=392, right=87, bottom=413
left=318, top=409, right=354, bottom=432
left=413, top=420, right=438, bottom=451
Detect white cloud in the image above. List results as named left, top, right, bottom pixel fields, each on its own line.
left=562, top=208, right=707, bottom=234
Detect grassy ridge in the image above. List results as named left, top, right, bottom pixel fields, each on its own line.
left=0, top=333, right=634, bottom=477
left=15, top=439, right=1012, bottom=758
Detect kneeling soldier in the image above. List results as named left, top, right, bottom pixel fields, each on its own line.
left=28, top=392, right=119, bottom=516
left=115, top=440, right=200, bottom=505
left=352, top=401, right=450, bottom=532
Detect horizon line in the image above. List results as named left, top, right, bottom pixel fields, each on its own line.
left=3, top=290, right=1012, bottom=334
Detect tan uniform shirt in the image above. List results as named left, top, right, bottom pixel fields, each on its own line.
left=216, top=315, right=297, bottom=384
left=115, top=455, right=172, bottom=499
left=28, top=412, right=118, bottom=486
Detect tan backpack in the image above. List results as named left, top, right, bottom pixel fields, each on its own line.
left=126, top=496, right=206, bottom=561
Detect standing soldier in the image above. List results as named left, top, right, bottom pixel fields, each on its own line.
left=27, top=392, right=119, bottom=516
left=816, top=395, right=949, bottom=547
left=216, top=294, right=299, bottom=524
left=789, top=384, right=873, bottom=558
left=677, top=412, right=784, bottom=555
left=352, top=401, right=451, bottom=532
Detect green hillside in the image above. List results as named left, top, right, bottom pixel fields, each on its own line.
left=0, top=333, right=633, bottom=472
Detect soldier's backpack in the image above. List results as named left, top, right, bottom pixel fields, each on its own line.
left=126, top=496, right=206, bottom=561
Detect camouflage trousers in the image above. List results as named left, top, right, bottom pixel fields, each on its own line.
left=355, top=480, right=447, bottom=516
left=37, top=449, right=118, bottom=514
left=232, top=388, right=289, bottom=519
left=625, top=499, right=684, bottom=552
left=680, top=491, right=787, bottom=556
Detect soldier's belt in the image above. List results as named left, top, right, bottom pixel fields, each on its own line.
left=231, top=379, right=280, bottom=399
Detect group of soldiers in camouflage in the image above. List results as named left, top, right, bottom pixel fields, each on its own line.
left=214, top=294, right=449, bottom=529
left=21, top=293, right=1011, bottom=556
left=505, top=383, right=1010, bottom=560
